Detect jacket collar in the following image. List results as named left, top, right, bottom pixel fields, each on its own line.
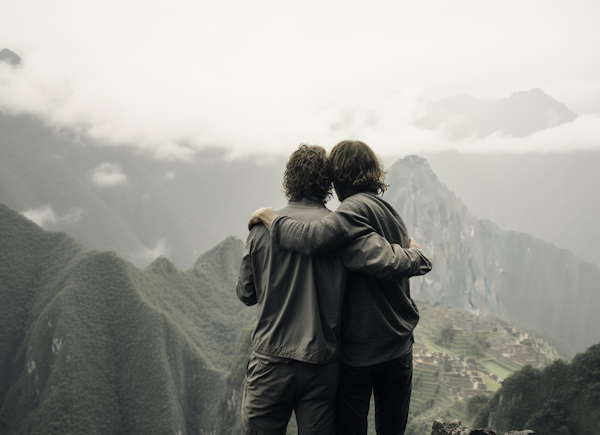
left=289, top=196, right=325, bottom=207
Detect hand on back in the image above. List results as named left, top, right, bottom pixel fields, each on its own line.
left=248, top=207, right=278, bottom=231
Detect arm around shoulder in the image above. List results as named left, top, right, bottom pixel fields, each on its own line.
left=339, top=233, right=432, bottom=281
left=271, top=206, right=376, bottom=256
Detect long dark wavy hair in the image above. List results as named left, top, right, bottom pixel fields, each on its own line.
left=283, top=144, right=333, bottom=203
left=329, top=140, right=389, bottom=195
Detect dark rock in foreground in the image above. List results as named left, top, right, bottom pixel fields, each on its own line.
left=431, top=419, right=534, bottom=435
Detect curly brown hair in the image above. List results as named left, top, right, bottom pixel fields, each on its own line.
left=329, top=140, right=389, bottom=195
left=283, top=144, right=333, bottom=203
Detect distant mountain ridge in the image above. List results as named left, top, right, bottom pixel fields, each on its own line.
left=0, top=203, right=253, bottom=434
left=414, top=88, right=578, bottom=139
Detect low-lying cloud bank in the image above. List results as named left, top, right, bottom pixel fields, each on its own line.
left=1, top=54, right=598, bottom=160
left=22, top=205, right=82, bottom=227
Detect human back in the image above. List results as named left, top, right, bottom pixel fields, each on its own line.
left=246, top=200, right=346, bottom=364
left=336, top=191, right=419, bottom=367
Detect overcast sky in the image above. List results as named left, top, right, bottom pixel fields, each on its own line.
left=1, top=0, right=599, bottom=159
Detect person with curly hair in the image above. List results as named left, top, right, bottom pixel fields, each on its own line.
left=237, top=144, right=431, bottom=435
left=248, top=140, right=431, bottom=435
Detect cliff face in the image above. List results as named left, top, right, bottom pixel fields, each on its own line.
left=0, top=204, right=253, bottom=434
left=385, top=156, right=600, bottom=353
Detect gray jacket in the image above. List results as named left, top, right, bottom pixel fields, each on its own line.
left=270, top=192, right=432, bottom=367
left=236, top=197, right=431, bottom=365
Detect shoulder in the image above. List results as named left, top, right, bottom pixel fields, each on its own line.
left=339, top=192, right=403, bottom=222
left=338, top=192, right=380, bottom=212
left=277, top=203, right=332, bottom=222
left=247, top=224, right=270, bottom=248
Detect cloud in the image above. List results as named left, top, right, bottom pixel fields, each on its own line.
left=340, top=116, right=600, bottom=158
left=164, top=171, right=176, bottom=180
left=136, top=239, right=170, bottom=265
left=91, top=163, right=127, bottom=187
left=22, top=205, right=82, bottom=227
left=2, top=51, right=599, bottom=160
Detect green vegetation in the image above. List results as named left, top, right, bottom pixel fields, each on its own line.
left=471, top=343, right=600, bottom=435
left=216, top=319, right=256, bottom=435
left=437, top=326, right=456, bottom=348
left=482, top=360, right=516, bottom=380
left=0, top=204, right=254, bottom=434
left=482, top=376, right=501, bottom=392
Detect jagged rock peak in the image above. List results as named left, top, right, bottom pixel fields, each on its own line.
left=431, top=419, right=534, bottom=435
left=389, top=154, right=438, bottom=182
left=146, top=255, right=179, bottom=274
left=404, top=154, right=429, bottom=165
left=0, top=48, right=22, bottom=65
left=390, top=154, right=430, bottom=170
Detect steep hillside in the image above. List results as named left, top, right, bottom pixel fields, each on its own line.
left=0, top=111, right=286, bottom=269
left=470, top=342, right=600, bottom=434
left=385, top=156, right=600, bottom=353
left=0, top=204, right=253, bottom=434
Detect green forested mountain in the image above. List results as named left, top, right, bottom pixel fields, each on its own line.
left=385, top=156, right=600, bottom=354
left=0, top=203, right=254, bottom=434
left=470, top=342, right=600, bottom=434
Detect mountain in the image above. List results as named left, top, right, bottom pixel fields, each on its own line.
left=0, top=111, right=287, bottom=269
left=414, top=89, right=578, bottom=139
left=0, top=203, right=254, bottom=434
left=384, top=155, right=600, bottom=353
left=470, top=342, right=600, bottom=434
left=0, top=48, right=21, bottom=65
left=419, top=150, right=537, bottom=236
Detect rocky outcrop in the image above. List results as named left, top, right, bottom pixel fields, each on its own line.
left=431, top=420, right=534, bottom=435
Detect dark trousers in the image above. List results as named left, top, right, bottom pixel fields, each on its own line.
left=242, top=353, right=340, bottom=435
left=335, top=353, right=412, bottom=435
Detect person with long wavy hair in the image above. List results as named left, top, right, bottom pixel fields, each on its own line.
left=248, top=140, right=431, bottom=435
left=237, top=144, right=431, bottom=435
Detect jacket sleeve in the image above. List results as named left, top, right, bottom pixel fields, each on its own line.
left=337, top=232, right=433, bottom=281
left=270, top=205, right=376, bottom=256
left=236, top=231, right=258, bottom=306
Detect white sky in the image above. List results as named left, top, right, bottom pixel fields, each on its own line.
left=1, top=0, right=599, bottom=159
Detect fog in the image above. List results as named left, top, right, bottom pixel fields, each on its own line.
left=1, top=0, right=600, bottom=159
